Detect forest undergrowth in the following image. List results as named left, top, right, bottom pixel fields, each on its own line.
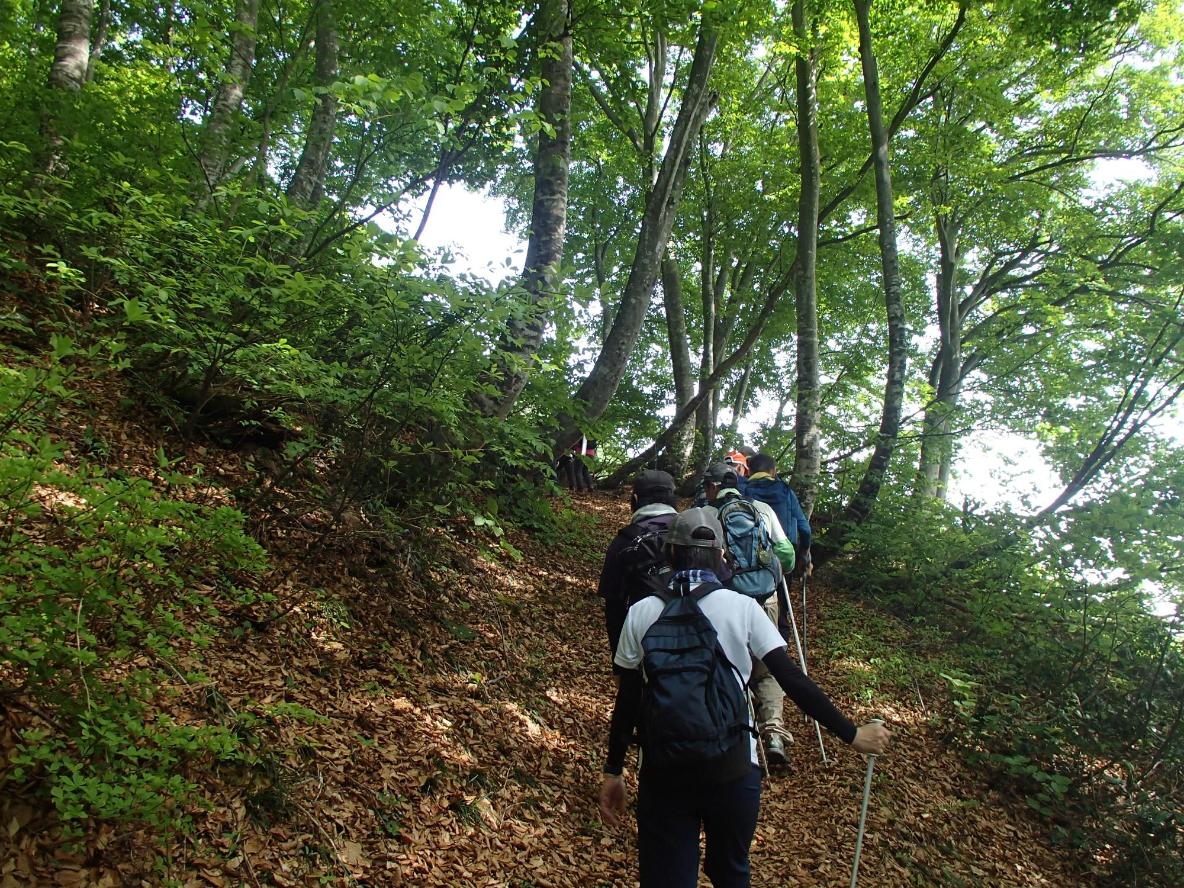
left=0, top=367, right=1097, bottom=887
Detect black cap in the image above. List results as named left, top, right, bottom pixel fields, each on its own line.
left=668, top=507, right=724, bottom=548
left=633, top=469, right=675, bottom=495
left=704, top=462, right=739, bottom=486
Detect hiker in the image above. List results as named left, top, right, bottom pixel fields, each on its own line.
left=703, top=462, right=797, bottom=766
left=598, top=508, right=891, bottom=888
left=743, top=452, right=812, bottom=576
left=597, top=470, right=679, bottom=669
left=724, top=448, right=750, bottom=479
left=557, top=435, right=597, bottom=491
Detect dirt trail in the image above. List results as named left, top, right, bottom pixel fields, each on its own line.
left=5, top=450, right=1093, bottom=886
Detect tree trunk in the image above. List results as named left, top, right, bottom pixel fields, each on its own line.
left=48, top=0, right=92, bottom=91
left=41, top=0, right=92, bottom=176
left=660, top=253, right=696, bottom=475
left=789, top=0, right=821, bottom=515
left=554, top=20, right=719, bottom=454
left=287, top=0, right=340, bottom=210
left=85, top=0, right=109, bottom=82
left=604, top=260, right=797, bottom=488
left=818, top=0, right=909, bottom=562
left=724, top=356, right=753, bottom=447
left=691, top=220, right=718, bottom=473
left=918, top=212, right=962, bottom=499
left=197, top=0, right=261, bottom=199
left=473, top=0, right=572, bottom=419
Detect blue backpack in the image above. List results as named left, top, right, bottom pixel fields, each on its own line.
left=640, top=581, right=753, bottom=777
left=716, top=495, right=782, bottom=602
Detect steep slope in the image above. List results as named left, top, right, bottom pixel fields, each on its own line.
left=1, top=378, right=1097, bottom=886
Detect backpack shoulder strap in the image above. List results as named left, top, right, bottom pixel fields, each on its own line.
left=617, top=521, right=651, bottom=543
left=689, top=581, right=724, bottom=602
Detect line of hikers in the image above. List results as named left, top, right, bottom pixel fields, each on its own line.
left=596, top=453, right=892, bottom=888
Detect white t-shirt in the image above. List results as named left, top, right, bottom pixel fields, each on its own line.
left=614, top=583, right=786, bottom=765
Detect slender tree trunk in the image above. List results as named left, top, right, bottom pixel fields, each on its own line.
left=554, top=20, right=719, bottom=454
left=918, top=213, right=962, bottom=499
left=790, top=0, right=821, bottom=515
left=819, top=0, right=909, bottom=561
left=660, top=254, right=696, bottom=475
left=605, top=260, right=797, bottom=487
left=197, top=0, right=261, bottom=199
left=691, top=220, right=718, bottom=473
left=287, top=0, right=340, bottom=209
left=473, top=0, right=572, bottom=419
left=85, top=0, right=109, bottom=82
left=41, top=0, right=92, bottom=176
left=724, top=356, right=753, bottom=447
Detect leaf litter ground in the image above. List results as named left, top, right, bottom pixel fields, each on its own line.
left=0, top=386, right=1098, bottom=886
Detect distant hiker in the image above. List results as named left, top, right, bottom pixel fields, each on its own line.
left=557, top=435, right=597, bottom=491
left=691, top=448, right=751, bottom=507
left=598, top=470, right=679, bottom=669
left=598, top=508, right=891, bottom=888
left=743, top=452, right=812, bottom=576
left=724, top=448, right=750, bottom=478
left=703, top=462, right=797, bottom=766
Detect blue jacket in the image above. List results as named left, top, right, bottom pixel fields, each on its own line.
left=742, top=473, right=811, bottom=550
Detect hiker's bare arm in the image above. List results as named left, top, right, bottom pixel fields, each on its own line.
left=760, top=646, right=857, bottom=743
left=852, top=722, right=891, bottom=755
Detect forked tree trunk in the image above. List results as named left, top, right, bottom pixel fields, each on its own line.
left=197, top=0, right=260, bottom=199
left=789, top=0, right=821, bottom=515
left=918, top=212, right=963, bottom=499
left=473, top=0, right=572, bottom=419
left=604, top=261, right=796, bottom=488
left=660, top=254, right=696, bottom=475
left=287, top=0, right=340, bottom=210
left=818, top=0, right=909, bottom=561
left=723, top=356, right=753, bottom=448
left=554, top=20, right=719, bottom=454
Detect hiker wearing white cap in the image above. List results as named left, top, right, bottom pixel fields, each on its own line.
left=599, top=507, right=890, bottom=888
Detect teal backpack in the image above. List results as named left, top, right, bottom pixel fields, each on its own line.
left=716, top=495, right=782, bottom=602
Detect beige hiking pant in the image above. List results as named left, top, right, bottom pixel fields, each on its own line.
left=749, top=592, right=789, bottom=741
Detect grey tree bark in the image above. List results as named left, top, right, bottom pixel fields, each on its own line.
left=917, top=210, right=963, bottom=499
left=197, top=0, right=261, bottom=199
left=42, top=0, right=93, bottom=176
left=603, top=261, right=797, bottom=488
left=818, top=0, right=909, bottom=561
left=789, top=0, right=821, bottom=515
left=554, top=20, right=719, bottom=454
left=660, top=254, right=696, bottom=476
left=85, top=0, right=110, bottom=82
left=723, top=356, right=753, bottom=448
left=287, top=0, right=340, bottom=210
left=48, top=0, right=92, bottom=91
left=473, top=0, right=572, bottom=420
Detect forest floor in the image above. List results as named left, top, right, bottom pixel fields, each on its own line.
left=1, top=376, right=1099, bottom=887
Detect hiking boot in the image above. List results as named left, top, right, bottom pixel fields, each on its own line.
left=765, top=733, right=789, bottom=767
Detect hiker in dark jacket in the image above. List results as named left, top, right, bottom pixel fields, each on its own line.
left=598, top=470, right=679, bottom=670
left=598, top=508, right=891, bottom=888
left=743, top=452, right=812, bottom=573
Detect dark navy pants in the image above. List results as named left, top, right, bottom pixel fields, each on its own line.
left=636, top=765, right=763, bottom=888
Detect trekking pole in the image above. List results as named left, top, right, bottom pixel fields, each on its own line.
left=781, top=578, right=827, bottom=764
left=800, top=571, right=809, bottom=727
left=849, top=718, right=884, bottom=888
left=801, top=571, right=808, bottom=671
